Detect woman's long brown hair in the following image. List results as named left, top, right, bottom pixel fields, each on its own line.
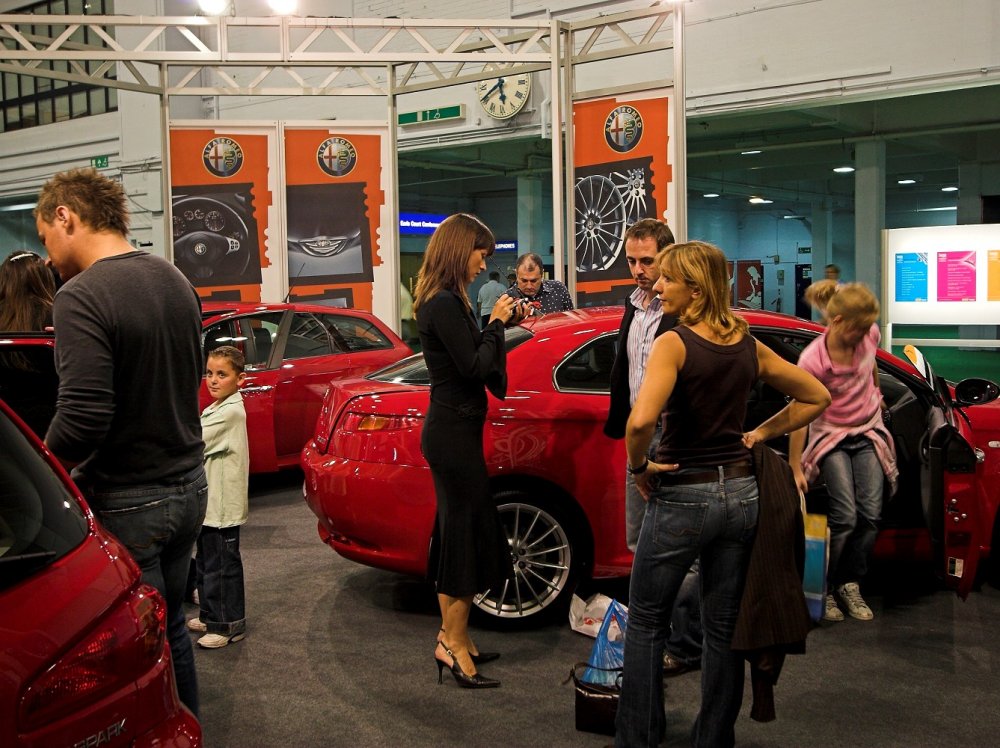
left=413, top=213, right=495, bottom=316
left=0, top=251, right=55, bottom=331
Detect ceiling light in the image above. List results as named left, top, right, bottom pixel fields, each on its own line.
left=267, top=0, right=298, bottom=12
left=741, top=150, right=762, bottom=155
left=915, top=206, right=957, bottom=212
left=833, top=166, right=855, bottom=173
left=703, top=193, right=720, bottom=198
left=197, top=0, right=230, bottom=14
left=783, top=215, right=806, bottom=220
left=748, top=197, right=772, bottom=204
left=941, top=186, right=958, bottom=192
left=897, top=178, right=917, bottom=185
left=0, top=202, right=36, bottom=212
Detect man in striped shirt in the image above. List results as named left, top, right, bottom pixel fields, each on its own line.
left=604, top=219, right=702, bottom=677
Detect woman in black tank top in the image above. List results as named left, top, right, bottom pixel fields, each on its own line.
left=615, top=242, right=830, bottom=748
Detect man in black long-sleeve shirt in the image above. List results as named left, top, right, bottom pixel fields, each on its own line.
left=36, top=168, right=207, bottom=716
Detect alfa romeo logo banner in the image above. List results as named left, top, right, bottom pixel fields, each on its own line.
left=573, top=92, right=674, bottom=307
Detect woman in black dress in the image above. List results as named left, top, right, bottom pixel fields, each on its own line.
left=414, top=213, right=525, bottom=689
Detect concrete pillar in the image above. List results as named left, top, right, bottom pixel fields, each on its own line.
left=854, top=140, right=886, bottom=293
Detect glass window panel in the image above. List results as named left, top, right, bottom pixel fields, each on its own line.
left=71, top=91, right=88, bottom=117
left=20, top=75, right=33, bottom=96
left=107, top=87, right=117, bottom=111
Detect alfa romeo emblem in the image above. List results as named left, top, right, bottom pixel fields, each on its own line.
left=604, top=106, right=643, bottom=153
left=202, top=137, right=244, bottom=177
left=317, top=137, right=357, bottom=177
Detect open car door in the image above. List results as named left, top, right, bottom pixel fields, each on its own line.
left=905, top=346, right=982, bottom=599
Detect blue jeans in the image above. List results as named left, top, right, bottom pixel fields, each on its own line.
left=625, top=423, right=663, bottom=552
left=89, top=466, right=208, bottom=718
left=667, top=560, right=702, bottom=667
left=196, top=525, right=247, bottom=636
left=821, top=436, right=882, bottom=586
left=616, top=471, right=758, bottom=748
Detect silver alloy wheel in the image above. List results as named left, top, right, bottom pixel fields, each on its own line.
left=474, top=501, right=574, bottom=620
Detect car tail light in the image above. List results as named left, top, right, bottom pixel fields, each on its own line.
left=339, top=411, right=423, bottom=433
left=19, top=584, right=167, bottom=732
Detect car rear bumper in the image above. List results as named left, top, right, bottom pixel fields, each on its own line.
left=302, top=443, right=435, bottom=577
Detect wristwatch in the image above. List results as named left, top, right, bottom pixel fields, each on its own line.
left=627, top=458, right=649, bottom=475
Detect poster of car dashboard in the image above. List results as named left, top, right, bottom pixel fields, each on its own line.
left=168, top=127, right=275, bottom=302
left=572, top=89, right=674, bottom=307
left=884, top=224, right=1000, bottom=325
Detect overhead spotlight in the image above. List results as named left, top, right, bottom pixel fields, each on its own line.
left=268, top=0, right=298, bottom=13
left=833, top=166, right=855, bottom=173
left=897, top=178, right=917, bottom=185
left=740, top=150, right=762, bottom=155
left=197, top=0, right=230, bottom=14
left=703, top=193, right=720, bottom=198
left=748, top=197, right=772, bottom=204
left=941, top=186, right=958, bottom=192
left=916, top=206, right=957, bottom=212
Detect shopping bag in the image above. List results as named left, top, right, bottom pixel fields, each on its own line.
left=568, top=593, right=613, bottom=638
left=582, top=598, right=628, bottom=685
left=803, top=513, right=830, bottom=621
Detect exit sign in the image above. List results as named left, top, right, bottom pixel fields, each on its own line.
left=90, top=155, right=109, bottom=168
left=398, top=105, right=465, bottom=126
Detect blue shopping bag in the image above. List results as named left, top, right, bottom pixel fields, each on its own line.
left=583, top=599, right=628, bottom=685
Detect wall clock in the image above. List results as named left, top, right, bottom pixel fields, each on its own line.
left=474, top=73, right=531, bottom=119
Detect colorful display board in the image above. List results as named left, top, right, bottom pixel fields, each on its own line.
left=884, top=224, right=1000, bottom=325
left=572, top=90, right=675, bottom=307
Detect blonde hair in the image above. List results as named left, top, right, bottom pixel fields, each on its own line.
left=659, top=241, right=748, bottom=342
left=825, top=282, right=879, bottom=328
left=413, top=213, right=495, bottom=316
left=804, top=279, right=839, bottom=318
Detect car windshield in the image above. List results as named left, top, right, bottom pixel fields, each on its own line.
left=368, top=326, right=533, bottom=385
left=0, top=407, right=88, bottom=591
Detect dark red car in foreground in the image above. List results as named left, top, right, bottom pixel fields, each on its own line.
left=302, top=307, right=1000, bottom=626
left=0, top=400, right=200, bottom=747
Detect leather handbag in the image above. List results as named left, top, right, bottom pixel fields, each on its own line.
left=566, top=661, right=622, bottom=736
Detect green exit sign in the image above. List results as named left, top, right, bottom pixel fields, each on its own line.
left=398, top=105, right=465, bottom=126
left=90, top=155, right=109, bottom=168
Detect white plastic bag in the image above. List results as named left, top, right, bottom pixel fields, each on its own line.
left=569, top=593, right=619, bottom=638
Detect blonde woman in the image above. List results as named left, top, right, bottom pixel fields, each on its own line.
left=616, top=241, right=830, bottom=748
left=413, top=213, right=526, bottom=689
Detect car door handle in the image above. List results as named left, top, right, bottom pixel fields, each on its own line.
left=241, top=385, right=274, bottom=393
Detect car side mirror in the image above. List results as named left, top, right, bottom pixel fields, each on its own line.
left=953, top=378, right=1000, bottom=407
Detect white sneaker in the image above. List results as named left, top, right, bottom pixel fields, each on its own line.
left=197, top=632, right=246, bottom=649
left=837, top=582, right=874, bottom=620
left=187, top=617, right=207, bottom=633
left=822, top=593, right=844, bottom=622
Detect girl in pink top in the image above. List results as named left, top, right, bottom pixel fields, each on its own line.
left=790, top=283, right=897, bottom=623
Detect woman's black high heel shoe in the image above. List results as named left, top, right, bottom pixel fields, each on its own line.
left=437, top=628, right=500, bottom=665
left=434, top=643, right=500, bottom=689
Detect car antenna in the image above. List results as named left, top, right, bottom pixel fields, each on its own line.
left=284, top=261, right=306, bottom=303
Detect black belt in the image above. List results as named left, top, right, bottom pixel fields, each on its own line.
left=654, top=461, right=754, bottom=487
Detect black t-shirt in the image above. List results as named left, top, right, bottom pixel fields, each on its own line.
left=46, top=251, right=204, bottom=491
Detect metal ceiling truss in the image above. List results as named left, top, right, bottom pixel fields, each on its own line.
left=0, top=10, right=673, bottom=97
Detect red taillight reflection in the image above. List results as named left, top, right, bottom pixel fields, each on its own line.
left=19, top=584, right=167, bottom=732
left=339, top=411, right=422, bottom=433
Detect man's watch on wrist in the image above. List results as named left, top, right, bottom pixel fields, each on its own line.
left=627, top=458, right=649, bottom=475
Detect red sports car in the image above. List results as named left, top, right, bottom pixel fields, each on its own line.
left=0, top=399, right=201, bottom=748
left=301, top=307, right=1000, bottom=626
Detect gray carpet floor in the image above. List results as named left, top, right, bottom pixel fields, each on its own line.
left=188, top=471, right=1000, bottom=747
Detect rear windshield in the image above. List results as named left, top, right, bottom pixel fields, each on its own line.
left=369, top=326, right=533, bottom=385
left=0, top=409, right=88, bottom=591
